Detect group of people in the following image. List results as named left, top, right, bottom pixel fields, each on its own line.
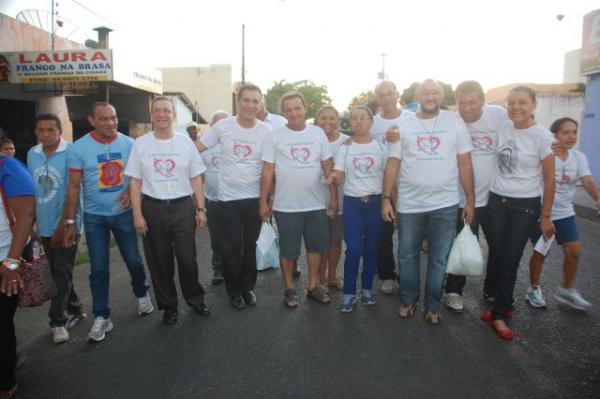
left=1, top=78, right=599, bottom=398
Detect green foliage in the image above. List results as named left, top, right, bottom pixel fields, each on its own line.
left=400, top=81, right=456, bottom=106
left=264, top=80, right=332, bottom=120
left=347, top=90, right=376, bottom=113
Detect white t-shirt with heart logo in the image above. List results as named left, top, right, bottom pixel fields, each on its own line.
left=388, top=110, right=472, bottom=213
left=372, top=110, right=415, bottom=145
left=262, top=124, right=332, bottom=212
left=334, top=140, right=387, bottom=197
left=459, top=104, right=508, bottom=208
left=201, top=116, right=272, bottom=201
left=125, top=131, right=206, bottom=199
left=200, top=144, right=221, bottom=202
left=551, top=150, right=591, bottom=220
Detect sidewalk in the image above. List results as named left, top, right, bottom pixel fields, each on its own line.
left=574, top=186, right=599, bottom=222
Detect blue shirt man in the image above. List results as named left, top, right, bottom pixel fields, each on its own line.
left=63, top=102, right=152, bottom=343
left=27, top=114, right=86, bottom=343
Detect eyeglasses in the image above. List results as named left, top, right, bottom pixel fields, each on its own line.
left=419, top=90, right=441, bottom=97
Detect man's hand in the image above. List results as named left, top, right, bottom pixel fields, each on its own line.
left=50, top=227, right=65, bottom=249
left=551, top=140, right=567, bottom=155
left=540, top=217, right=556, bottom=240
left=259, top=201, right=272, bottom=222
left=62, top=224, right=76, bottom=248
left=0, top=267, right=23, bottom=296
left=381, top=198, right=395, bottom=222
left=327, top=198, right=338, bottom=219
left=118, top=190, right=131, bottom=209
left=461, top=203, right=475, bottom=225
left=195, top=211, right=207, bottom=230
left=133, top=214, right=148, bottom=236
left=385, top=126, right=400, bottom=144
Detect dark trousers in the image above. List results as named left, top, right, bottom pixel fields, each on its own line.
left=142, top=197, right=205, bottom=310
left=220, top=198, right=261, bottom=297
left=0, top=293, right=18, bottom=390
left=42, top=236, right=84, bottom=327
left=206, top=199, right=224, bottom=274
left=445, top=206, right=497, bottom=295
left=487, top=193, right=540, bottom=320
left=378, top=221, right=397, bottom=280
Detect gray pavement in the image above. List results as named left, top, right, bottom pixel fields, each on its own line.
left=13, top=216, right=600, bottom=399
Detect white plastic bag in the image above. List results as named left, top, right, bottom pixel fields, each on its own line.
left=446, top=222, right=484, bottom=277
left=256, top=221, right=280, bottom=270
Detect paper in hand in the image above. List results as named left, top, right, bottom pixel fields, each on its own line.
left=534, top=235, right=555, bottom=256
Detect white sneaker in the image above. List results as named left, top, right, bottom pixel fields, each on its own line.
left=87, top=317, right=113, bottom=342
left=554, top=287, right=592, bottom=311
left=444, top=293, right=464, bottom=312
left=65, top=313, right=87, bottom=330
left=52, top=326, right=69, bottom=344
left=381, top=279, right=397, bottom=295
left=525, top=286, right=547, bottom=308
left=137, top=293, right=154, bottom=316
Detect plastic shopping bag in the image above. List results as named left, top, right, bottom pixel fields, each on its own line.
left=256, top=221, right=280, bottom=270
left=446, top=222, right=484, bottom=277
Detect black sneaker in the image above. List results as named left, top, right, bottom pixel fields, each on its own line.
left=242, top=291, right=257, bottom=306
left=229, top=295, right=246, bottom=310
left=162, top=308, right=178, bottom=325
left=211, top=271, right=225, bottom=285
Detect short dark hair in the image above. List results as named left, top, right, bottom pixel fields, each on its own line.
left=34, top=113, right=63, bottom=133
left=237, top=84, right=262, bottom=101
left=0, top=136, right=13, bottom=146
left=90, top=101, right=116, bottom=116
left=349, top=105, right=374, bottom=122
left=316, top=105, right=339, bottom=120
left=281, top=91, right=306, bottom=111
left=550, top=117, right=578, bottom=134
left=455, top=80, right=485, bottom=101
left=509, top=85, right=536, bottom=103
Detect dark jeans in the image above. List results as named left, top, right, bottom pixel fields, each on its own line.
left=42, top=236, right=84, bottom=327
left=84, top=211, right=150, bottom=318
left=142, top=197, right=206, bottom=310
left=220, top=198, right=261, bottom=297
left=0, top=293, right=18, bottom=390
left=487, top=193, right=540, bottom=320
left=378, top=221, right=397, bottom=280
left=445, top=206, right=497, bottom=296
left=206, top=199, right=224, bottom=274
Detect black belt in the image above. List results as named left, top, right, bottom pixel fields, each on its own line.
left=143, top=194, right=190, bottom=205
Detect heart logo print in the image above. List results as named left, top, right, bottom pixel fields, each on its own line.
left=352, top=156, right=375, bottom=175
left=153, top=158, right=176, bottom=177
left=211, top=155, right=220, bottom=168
left=291, top=147, right=311, bottom=164
left=558, top=172, right=571, bottom=185
left=233, top=143, right=252, bottom=160
left=472, top=134, right=493, bottom=151
left=417, top=136, right=441, bottom=156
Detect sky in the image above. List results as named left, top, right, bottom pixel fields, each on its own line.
left=1, top=0, right=598, bottom=109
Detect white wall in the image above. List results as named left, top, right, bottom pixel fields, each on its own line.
left=535, top=94, right=585, bottom=149
left=563, top=49, right=586, bottom=84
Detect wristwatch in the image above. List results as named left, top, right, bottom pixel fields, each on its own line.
left=2, top=258, right=20, bottom=271
left=64, top=218, right=75, bottom=227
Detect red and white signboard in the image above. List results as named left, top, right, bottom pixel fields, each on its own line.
left=0, top=49, right=112, bottom=84
left=581, top=9, right=600, bottom=75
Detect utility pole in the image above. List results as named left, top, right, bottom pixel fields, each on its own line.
left=241, top=24, right=246, bottom=84
left=378, top=53, right=387, bottom=80
left=51, top=0, right=56, bottom=51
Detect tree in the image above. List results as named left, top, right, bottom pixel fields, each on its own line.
left=347, top=90, right=376, bottom=113
left=264, top=80, right=332, bottom=120
left=400, top=81, right=456, bottom=107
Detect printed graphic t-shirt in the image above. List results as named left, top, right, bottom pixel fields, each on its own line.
left=551, top=150, right=591, bottom=220
left=200, top=144, right=221, bottom=202
left=372, top=110, right=415, bottom=145
left=68, top=131, right=133, bottom=216
left=335, top=140, right=387, bottom=197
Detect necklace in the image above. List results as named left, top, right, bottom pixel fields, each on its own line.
left=417, top=112, right=439, bottom=136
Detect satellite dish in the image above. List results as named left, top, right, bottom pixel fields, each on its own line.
left=556, top=14, right=564, bottom=21
left=16, top=9, right=91, bottom=45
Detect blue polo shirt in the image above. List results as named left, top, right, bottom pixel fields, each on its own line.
left=27, top=139, right=82, bottom=237
left=68, top=131, right=133, bottom=216
left=0, top=156, right=36, bottom=259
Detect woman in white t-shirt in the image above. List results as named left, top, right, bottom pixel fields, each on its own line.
left=126, top=96, right=210, bottom=325
left=526, top=117, right=600, bottom=311
left=482, top=86, right=556, bottom=340
left=316, top=105, right=349, bottom=294
left=331, top=106, right=386, bottom=312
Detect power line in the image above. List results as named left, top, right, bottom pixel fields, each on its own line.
left=67, top=0, right=120, bottom=27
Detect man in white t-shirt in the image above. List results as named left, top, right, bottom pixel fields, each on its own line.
left=443, top=80, right=509, bottom=312
left=372, top=80, right=415, bottom=295
left=382, top=79, right=475, bottom=325
left=197, top=84, right=272, bottom=310
left=202, top=110, right=230, bottom=285
left=260, top=91, right=337, bottom=309
left=258, top=99, right=287, bottom=128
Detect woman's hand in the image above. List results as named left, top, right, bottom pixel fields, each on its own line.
left=540, top=217, right=556, bottom=240
left=0, top=267, right=23, bottom=296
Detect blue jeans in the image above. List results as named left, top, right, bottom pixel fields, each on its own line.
left=398, top=205, right=457, bottom=312
left=84, top=211, right=149, bottom=318
left=342, top=195, right=384, bottom=295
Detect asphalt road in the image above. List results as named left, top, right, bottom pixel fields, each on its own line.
left=13, top=217, right=600, bottom=399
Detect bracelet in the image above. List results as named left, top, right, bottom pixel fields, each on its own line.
left=196, top=207, right=207, bottom=213
left=541, top=214, right=551, bottom=218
